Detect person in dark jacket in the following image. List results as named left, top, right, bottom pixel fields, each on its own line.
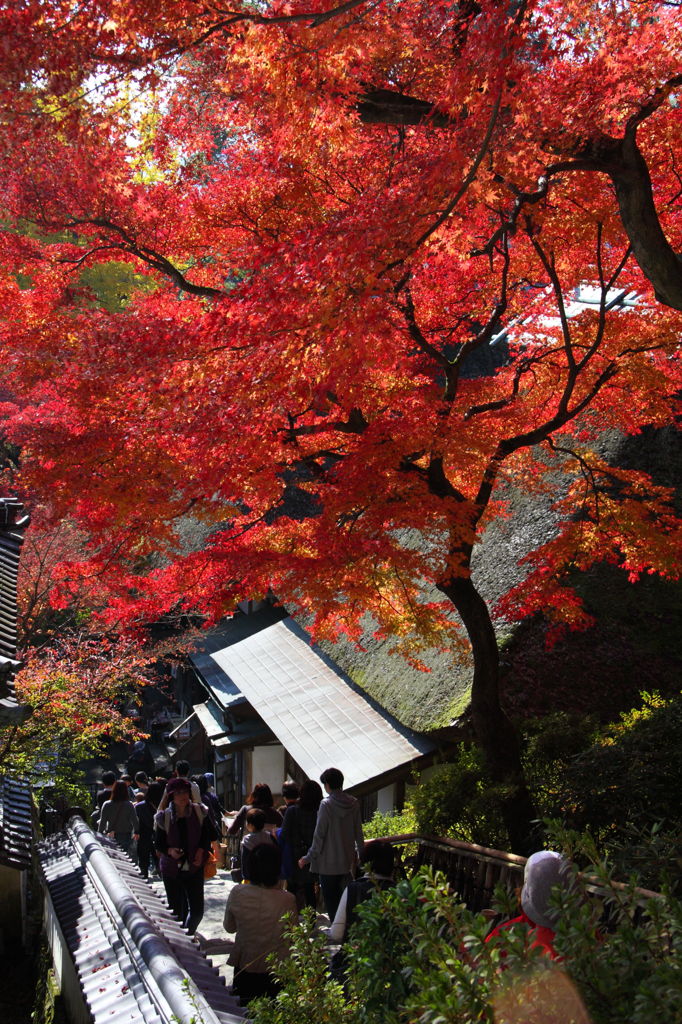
left=276, top=780, right=300, bottom=815
left=298, top=767, right=363, bottom=921
left=153, top=776, right=216, bottom=934
left=95, top=770, right=117, bottom=810
left=280, top=779, right=323, bottom=909
left=198, top=774, right=224, bottom=832
left=327, top=841, right=395, bottom=983
left=241, top=807, right=277, bottom=881
left=135, top=781, right=164, bottom=879
left=228, top=782, right=282, bottom=837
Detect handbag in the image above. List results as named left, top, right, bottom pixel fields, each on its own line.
left=204, top=848, right=218, bottom=879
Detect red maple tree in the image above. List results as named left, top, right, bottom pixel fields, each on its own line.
left=0, top=1, right=680, bottom=849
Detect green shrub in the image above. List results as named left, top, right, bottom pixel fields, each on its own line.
left=362, top=805, right=418, bottom=840
left=535, top=692, right=682, bottom=891
left=557, top=692, right=682, bottom=836
left=522, top=710, right=597, bottom=817
left=410, top=748, right=509, bottom=848
left=251, top=842, right=682, bottom=1024
left=250, top=909, right=354, bottom=1024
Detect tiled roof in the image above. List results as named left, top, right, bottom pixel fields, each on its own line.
left=38, top=817, right=244, bottom=1024
left=213, top=717, right=274, bottom=752
left=208, top=618, right=436, bottom=791
left=189, top=606, right=287, bottom=711
left=193, top=701, right=230, bottom=741
left=0, top=497, right=31, bottom=724
left=0, top=775, right=32, bottom=870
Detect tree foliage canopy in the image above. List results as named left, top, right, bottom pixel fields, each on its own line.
left=1, top=0, right=679, bottom=631
left=0, top=4, right=680, bottom=839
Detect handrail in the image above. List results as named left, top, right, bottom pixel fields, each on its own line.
left=369, top=833, right=661, bottom=913
left=377, top=832, right=527, bottom=866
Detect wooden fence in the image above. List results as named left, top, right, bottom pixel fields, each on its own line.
left=377, top=833, right=526, bottom=912
left=373, top=833, right=661, bottom=921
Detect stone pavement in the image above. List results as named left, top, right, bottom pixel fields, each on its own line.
left=152, top=866, right=239, bottom=985
left=196, top=867, right=240, bottom=983
left=153, top=868, right=333, bottom=993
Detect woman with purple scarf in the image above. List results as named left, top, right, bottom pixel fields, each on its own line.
left=153, top=776, right=216, bottom=934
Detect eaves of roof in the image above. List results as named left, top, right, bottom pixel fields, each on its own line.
left=189, top=606, right=288, bottom=711
left=0, top=498, right=31, bottom=725
left=203, top=617, right=437, bottom=791
left=0, top=775, right=32, bottom=870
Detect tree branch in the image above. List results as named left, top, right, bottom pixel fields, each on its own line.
left=384, top=89, right=503, bottom=276
left=59, top=217, right=224, bottom=298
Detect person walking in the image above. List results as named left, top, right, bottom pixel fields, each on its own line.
left=276, top=780, right=300, bottom=816
left=280, top=779, right=323, bottom=910
left=240, top=807, right=278, bottom=881
left=228, top=783, right=282, bottom=838
left=95, top=770, right=117, bottom=810
left=133, top=771, right=150, bottom=798
left=98, top=780, right=139, bottom=861
left=327, top=841, right=396, bottom=984
left=223, top=843, right=297, bottom=1005
left=297, top=767, right=363, bottom=921
left=135, top=780, right=164, bottom=879
left=153, top=776, right=216, bottom=934
left=173, top=759, right=201, bottom=802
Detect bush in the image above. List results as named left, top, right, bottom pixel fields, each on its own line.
left=250, top=909, right=354, bottom=1024
left=528, top=692, right=682, bottom=891
left=251, top=839, right=682, bottom=1024
left=362, top=806, right=418, bottom=840
left=557, top=692, right=682, bottom=837
left=409, top=748, right=509, bottom=849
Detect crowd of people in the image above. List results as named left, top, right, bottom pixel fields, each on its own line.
left=93, top=760, right=223, bottom=932
left=93, top=761, right=573, bottom=1008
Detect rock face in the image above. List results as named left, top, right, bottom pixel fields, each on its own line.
left=321, top=426, right=681, bottom=732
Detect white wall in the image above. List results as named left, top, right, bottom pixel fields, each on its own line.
left=376, top=783, right=398, bottom=815
left=250, top=744, right=286, bottom=802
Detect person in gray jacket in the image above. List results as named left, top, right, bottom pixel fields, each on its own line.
left=298, top=767, right=363, bottom=920
left=241, top=807, right=277, bottom=880
left=99, top=779, right=139, bottom=861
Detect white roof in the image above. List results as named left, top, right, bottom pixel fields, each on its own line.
left=210, top=619, right=434, bottom=790
left=193, top=701, right=229, bottom=740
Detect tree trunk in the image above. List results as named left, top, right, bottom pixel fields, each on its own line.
left=607, top=135, right=682, bottom=312
left=438, top=573, right=538, bottom=855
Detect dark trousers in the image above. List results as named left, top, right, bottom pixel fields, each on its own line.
left=162, top=869, right=204, bottom=934
left=114, top=832, right=137, bottom=864
left=287, top=873, right=317, bottom=912
left=233, top=970, right=280, bottom=1005
left=137, top=838, right=155, bottom=878
left=319, top=873, right=351, bottom=922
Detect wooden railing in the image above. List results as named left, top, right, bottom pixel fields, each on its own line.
left=376, top=833, right=526, bottom=912
left=372, top=833, right=661, bottom=919
left=211, top=823, right=661, bottom=923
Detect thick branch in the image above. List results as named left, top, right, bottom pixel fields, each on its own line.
left=385, top=90, right=502, bottom=275
left=357, top=90, right=452, bottom=127
left=607, top=133, right=682, bottom=310
left=197, top=0, right=373, bottom=30
left=60, top=217, right=224, bottom=298
left=473, top=74, right=682, bottom=309
left=282, top=406, right=368, bottom=441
